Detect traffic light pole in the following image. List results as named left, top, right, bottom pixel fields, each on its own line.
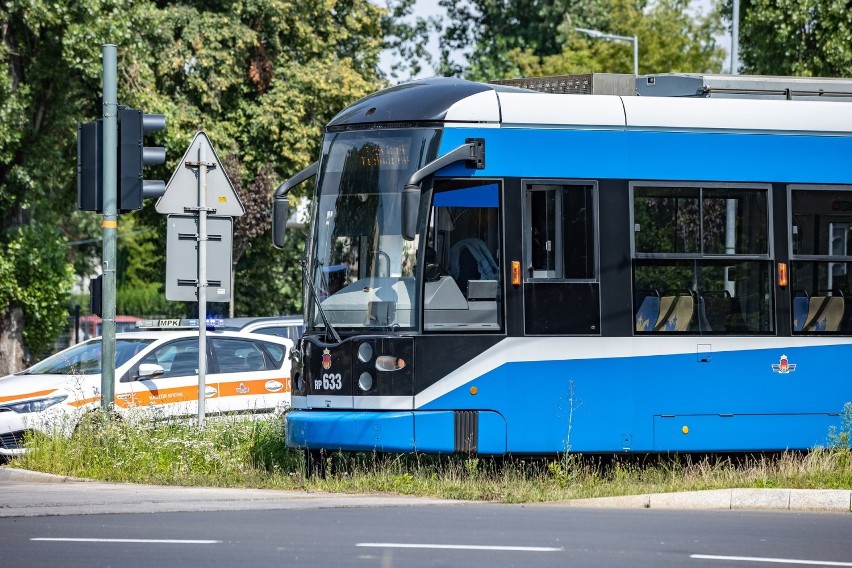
left=101, top=44, right=117, bottom=411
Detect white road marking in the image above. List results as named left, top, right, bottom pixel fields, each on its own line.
left=691, top=554, right=852, bottom=566
left=31, top=538, right=220, bottom=544
left=357, top=543, right=562, bottom=552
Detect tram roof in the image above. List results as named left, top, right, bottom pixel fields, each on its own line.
left=328, top=75, right=852, bottom=136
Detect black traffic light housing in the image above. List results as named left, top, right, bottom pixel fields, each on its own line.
left=77, top=107, right=166, bottom=213
left=77, top=120, right=103, bottom=212
left=118, top=108, right=166, bottom=212
left=89, top=274, right=103, bottom=318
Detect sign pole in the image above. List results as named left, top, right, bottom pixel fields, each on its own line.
left=197, top=143, right=208, bottom=428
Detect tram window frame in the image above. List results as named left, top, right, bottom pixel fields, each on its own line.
left=789, top=184, right=852, bottom=335
left=523, top=182, right=599, bottom=282
left=422, top=178, right=504, bottom=332
left=631, top=181, right=774, bottom=335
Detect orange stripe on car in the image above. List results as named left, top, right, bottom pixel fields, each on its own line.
left=69, top=378, right=290, bottom=410
left=0, top=389, right=57, bottom=404
left=67, top=396, right=101, bottom=408
left=113, top=385, right=203, bottom=409
left=217, top=377, right=291, bottom=397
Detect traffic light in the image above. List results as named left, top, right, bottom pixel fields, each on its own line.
left=76, top=107, right=166, bottom=213
left=77, top=120, right=103, bottom=213
left=118, top=108, right=166, bottom=212
left=90, top=274, right=103, bottom=318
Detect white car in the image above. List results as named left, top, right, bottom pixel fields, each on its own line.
left=0, top=328, right=293, bottom=457
left=220, top=315, right=304, bottom=344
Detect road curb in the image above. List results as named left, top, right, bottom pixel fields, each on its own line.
left=4, top=467, right=851, bottom=512
left=566, top=488, right=852, bottom=511
left=0, top=466, right=86, bottom=483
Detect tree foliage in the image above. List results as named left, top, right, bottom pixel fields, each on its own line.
left=437, top=0, right=614, bottom=79
left=731, top=0, right=852, bottom=76
left=1, top=0, right=388, bottom=365
left=438, top=0, right=725, bottom=80
left=0, top=225, right=75, bottom=360
left=508, top=0, right=725, bottom=78
left=381, top=0, right=439, bottom=80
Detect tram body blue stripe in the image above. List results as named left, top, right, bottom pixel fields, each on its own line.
left=420, top=344, right=852, bottom=452
left=438, top=128, right=852, bottom=184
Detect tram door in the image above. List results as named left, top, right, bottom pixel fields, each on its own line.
left=523, top=182, right=600, bottom=334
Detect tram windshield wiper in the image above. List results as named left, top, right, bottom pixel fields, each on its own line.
left=301, top=257, right=341, bottom=344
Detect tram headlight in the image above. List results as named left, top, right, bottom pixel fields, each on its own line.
left=358, top=372, right=374, bottom=391
left=375, top=356, right=406, bottom=372
left=357, top=342, right=373, bottom=363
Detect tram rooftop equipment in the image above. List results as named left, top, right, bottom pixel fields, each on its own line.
left=492, top=72, right=852, bottom=101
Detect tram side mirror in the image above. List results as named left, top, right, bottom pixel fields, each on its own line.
left=401, top=183, right=420, bottom=241
left=272, top=198, right=289, bottom=249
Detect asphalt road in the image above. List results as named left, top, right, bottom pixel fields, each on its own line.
left=3, top=505, right=852, bottom=568
left=2, top=467, right=852, bottom=568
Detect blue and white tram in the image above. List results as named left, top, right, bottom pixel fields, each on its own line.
left=275, top=75, right=852, bottom=456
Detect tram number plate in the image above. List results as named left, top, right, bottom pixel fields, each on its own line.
left=316, top=373, right=343, bottom=390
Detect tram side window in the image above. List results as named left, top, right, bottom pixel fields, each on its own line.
left=423, top=180, right=502, bottom=331
left=632, top=184, right=772, bottom=335
left=790, top=187, right=852, bottom=334
left=527, top=184, right=595, bottom=280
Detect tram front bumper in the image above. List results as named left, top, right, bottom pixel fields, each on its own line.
left=285, top=410, right=417, bottom=452
left=285, top=409, right=508, bottom=454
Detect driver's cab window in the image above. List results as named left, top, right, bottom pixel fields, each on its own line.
left=424, top=179, right=502, bottom=331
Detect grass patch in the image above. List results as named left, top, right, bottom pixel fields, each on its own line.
left=7, top=408, right=852, bottom=502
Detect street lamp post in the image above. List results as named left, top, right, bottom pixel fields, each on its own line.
left=575, top=27, right=639, bottom=76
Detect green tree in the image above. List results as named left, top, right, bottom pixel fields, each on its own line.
left=730, top=0, right=852, bottom=76
left=495, top=0, right=726, bottom=78
left=437, top=0, right=613, bottom=79
left=1, top=0, right=388, bottom=369
left=381, top=0, right=439, bottom=80
left=235, top=228, right=307, bottom=317
left=0, top=0, right=121, bottom=372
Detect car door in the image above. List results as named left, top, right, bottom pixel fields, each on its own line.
left=125, top=338, right=218, bottom=418
left=208, top=337, right=291, bottom=414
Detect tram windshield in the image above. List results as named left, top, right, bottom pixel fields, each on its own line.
left=308, top=128, right=441, bottom=332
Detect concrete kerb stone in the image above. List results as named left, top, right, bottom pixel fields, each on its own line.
left=651, top=489, right=733, bottom=509
left=0, top=466, right=83, bottom=483
left=564, top=494, right=651, bottom=508
left=788, top=489, right=852, bottom=512
left=730, top=488, right=791, bottom=510
left=560, top=489, right=852, bottom=511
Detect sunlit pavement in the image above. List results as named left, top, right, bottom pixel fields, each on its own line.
left=2, top=466, right=850, bottom=516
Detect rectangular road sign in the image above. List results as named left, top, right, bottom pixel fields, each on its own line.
left=165, top=215, right=233, bottom=302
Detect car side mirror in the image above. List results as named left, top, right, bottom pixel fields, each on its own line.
left=137, top=363, right=165, bottom=380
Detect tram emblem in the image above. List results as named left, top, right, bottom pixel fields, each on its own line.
left=771, top=354, right=797, bottom=374
left=322, top=348, right=332, bottom=370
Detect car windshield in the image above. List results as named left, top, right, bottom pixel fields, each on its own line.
left=20, top=338, right=154, bottom=375
left=308, top=127, right=441, bottom=332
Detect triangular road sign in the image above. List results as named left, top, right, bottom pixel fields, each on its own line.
left=156, top=131, right=245, bottom=217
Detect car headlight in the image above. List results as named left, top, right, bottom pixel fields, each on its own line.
left=2, top=394, right=68, bottom=414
